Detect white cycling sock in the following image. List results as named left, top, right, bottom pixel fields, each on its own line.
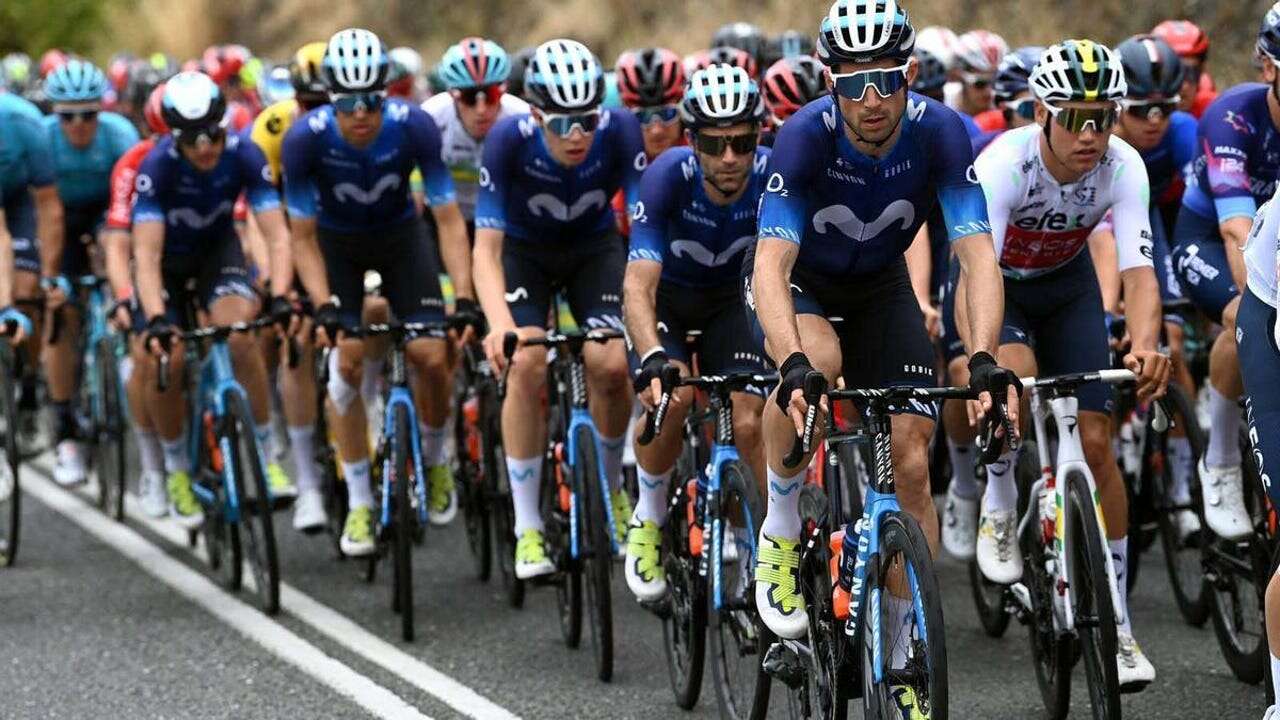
left=983, top=450, right=1018, bottom=513
left=600, top=433, right=625, bottom=493
left=1167, top=437, right=1193, bottom=504
left=761, top=466, right=803, bottom=539
left=361, top=358, right=384, bottom=402
left=948, top=439, right=980, bottom=500
left=635, top=466, right=673, bottom=525
left=1110, top=537, right=1130, bottom=635
left=507, top=456, right=543, bottom=536
left=161, top=437, right=190, bottom=474
left=343, top=459, right=373, bottom=509
left=1271, top=653, right=1280, bottom=704
left=134, top=429, right=163, bottom=476
left=287, top=426, right=320, bottom=493
left=420, top=422, right=446, bottom=468
left=1206, top=386, right=1242, bottom=468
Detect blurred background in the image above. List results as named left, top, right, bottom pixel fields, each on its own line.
left=0, top=0, right=1267, bottom=84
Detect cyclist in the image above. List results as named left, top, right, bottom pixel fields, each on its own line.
left=283, top=28, right=476, bottom=555
left=966, top=40, right=1169, bottom=688
left=1152, top=19, right=1215, bottom=118
left=915, top=25, right=961, bottom=75
left=1233, top=185, right=1280, bottom=720
left=1171, top=4, right=1280, bottom=543
left=622, top=64, right=770, bottom=601
left=615, top=48, right=685, bottom=161
left=0, top=207, right=33, bottom=345
left=710, top=22, right=768, bottom=78
left=971, top=46, right=1042, bottom=137
left=946, top=29, right=1009, bottom=118
left=104, top=84, right=172, bottom=517
left=131, top=71, right=296, bottom=528
left=40, top=59, right=140, bottom=486
left=747, top=0, right=1014, bottom=652
left=474, top=39, right=644, bottom=579
left=761, top=54, right=826, bottom=132
left=246, top=40, right=335, bottom=532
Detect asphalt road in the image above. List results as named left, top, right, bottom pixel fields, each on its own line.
left=2, top=451, right=1271, bottom=720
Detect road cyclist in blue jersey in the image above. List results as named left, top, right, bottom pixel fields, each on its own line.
left=745, top=0, right=1018, bottom=648
left=284, top=28, right=478, bottom=557
left=39, top=58, right=139, bottom=487
left=474, top=38, right=646, bottom=580
left=131, top=71, right=296, bottom=529
left=621, top=63, right=771, bottom=602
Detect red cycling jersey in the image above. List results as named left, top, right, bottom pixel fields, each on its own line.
left=105, top=138, right=157, bottom=231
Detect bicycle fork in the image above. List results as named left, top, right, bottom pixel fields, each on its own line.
left=380, top=387, right=428, bottom=529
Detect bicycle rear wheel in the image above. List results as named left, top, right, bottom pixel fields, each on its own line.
left=793, top=483, right=847, bottom=720
left=862, top=511, right=947, bottom=720
left=1022, top=483, right=1071, bottom=720
left=224, top=392, right=281, bottom=615
left=203, top=470, right=242, bottom=590
left=576, top=425, right=614, bottom=682
left=93, top=338, right=127, bottom=521
left=485, top=401, right=523, bottom=607
left=390, top=403, right=416, bottom=642
left=709, top=460, right=772, bottom=720
left=662, top=474, right=706, bottom=708
left=0, top=344, right=20, bottom=567
left=1150, top=383, right=1209, bottom=625
left=1065, top=471, right=1120, bottom=718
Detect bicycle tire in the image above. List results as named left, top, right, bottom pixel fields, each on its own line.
left=862, top=511, right=947, bottom=720
left=458, top=387, right=492, bottom=582
left=225, top=392, right=281, bottom=615
left=662, top=473, right=707, bottom=708
left=485, top=401, right=523, bottom=608
left=1065, top=470, right=1120, bottom=718
left=204, top=470, right=242, bottom=590
left=792, top=483, right=847, bottom=720
left=709, top=460, right=772, bottom=720
left=390, top=402, right=416, bottom=642
left=575, top=424, right=614, bottom=682
left=549, top=440, right=582, bottom=648
left=1208, top=432, right=1270, bottom=685
left=1150, top=382, right=1210, bottom=626
left=0, top=343, right=20, bottom=567
left=969, top=446, right=1038, bottom=639
left=94, top=338, right=127, bottom=521
left=1022, top=498, right=1071, bottom=720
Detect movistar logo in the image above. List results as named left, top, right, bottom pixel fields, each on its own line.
left=812, top=200, right=914, bottom=242
left=167, top=201, right=233, bottom=229
left=669, top=235, right=754, bottom=267
left=526, top=190, right=606, bottom=221
left=332, top=173, right=402, bottom=205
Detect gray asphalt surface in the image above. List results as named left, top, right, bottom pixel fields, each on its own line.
left=4, top=451, right=1271, bottom=720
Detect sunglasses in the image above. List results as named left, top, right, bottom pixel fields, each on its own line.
left=540, top=109, right=601, bottom=137
left=1046, top=103, right=1118, bottom=134
left=174, top=126, right=227, bottom=148
left=632, top=105, right=680, bottom=126
left=1004, top=98, right=1036, bottom=120
left=57, top=109, right=99, bottom=123
left=961, top=72, right=994, bottom=89
left=1120, top=98, right=1179, bottom=121
left=830, top=62, right=910, bottom=101
left=693, top=131, right=758, bottom=156
left=331, top=91, right=386, bottom=114
left=454, top=84, right=504, bottom=107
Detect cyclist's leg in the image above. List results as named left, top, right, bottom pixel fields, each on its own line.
left=697, top=284, right=769, bottom=488
left=139, top=267, right=197, bottom=525
left=125, top=328, right=168, bottom=516
left=46, top=213, right=95, bottom=484
left=280, top=313, right=322, bottom=526
left=940, top=260, right=989, bottom=558
left=1151, top=211, right=1198, bottom=519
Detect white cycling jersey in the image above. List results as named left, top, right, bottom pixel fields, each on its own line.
left=1244, top=186, right=1280, bottom=308
left=421, top=91, right=530, bottom=220
left=976, top=124, right=1154, bottom=280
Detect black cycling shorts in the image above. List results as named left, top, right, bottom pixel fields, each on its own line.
left=61, top=200, right=109, bottom=279
left=502, top=231, right=625, bottom=330
left=133, top=228, right=258, bottom=331
left=319, top=216, right=445, bottom=330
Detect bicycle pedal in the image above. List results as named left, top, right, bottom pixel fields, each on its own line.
left=639, top=595, right=672, bottom=619
left=1119, top=679, right=1151, bottom=695
left=762, top=642, right=805, bottom=688
left=1008, top=582, right=1033, bottom=619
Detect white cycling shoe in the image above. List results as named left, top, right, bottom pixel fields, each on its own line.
left=293, top=489, right=328, bottom=533
left=139, top=471, right=168, bottom=518
left=1116, top=631, right=1155, bottom=692
left=1199, top=459, right=1251, bottom=541
left=1262, top=704, right=1279, bottom=720
left=975, top=508, right=1022, bottom=585
left=942, top=484, right=979, bottom=561
left=53, top=440, right=88, bottom=487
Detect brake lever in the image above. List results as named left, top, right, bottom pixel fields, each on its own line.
left=783, top=371, right=827, bottom=470
left=638, top=364, right=681, bottom=446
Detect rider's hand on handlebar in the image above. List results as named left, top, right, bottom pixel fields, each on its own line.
left=966, top=351, right=1022, bottom=439
left=0, top=306, right=31, bottom=344
left=452, top=297, right=482, bottom=345
left=634, top=349, right=678, bottom=412
left=776, top=352, right=828, bottom=437
left=40, top=275, right=71, bottom=311
left=313, top=301, right=342, bottom=348
left=268, top=295, right=300, bottom=337
left=484, top=323, right=517, bottom=371
left=144, top=314, right=175, bottom=358
left=1124, top=349, right=1171, bottom=403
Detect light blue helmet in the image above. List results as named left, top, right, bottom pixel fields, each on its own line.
left=438, top=37, right=510, bottom=89
left=44, top=58, right=109, bottom=103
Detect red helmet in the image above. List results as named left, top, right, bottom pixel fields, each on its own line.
left=201, top=45, right=250, bottom=86
left=39, top=49, right=69, bottom=79
left=144, top=82, right=168, bottom=135
left=107, top=53, right=134, bottom=93
left=683, top=46, right=756, bottom=79
left=1152, top=20, right=1210, bottom=60
left=763, top=56, right=826, bottom=125
left=615, top=48, right=684, bottom=108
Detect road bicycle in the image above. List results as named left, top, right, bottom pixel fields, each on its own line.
left=0, top=326, right=23, bottom=566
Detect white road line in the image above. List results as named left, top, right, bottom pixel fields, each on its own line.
left=50, top=460, right=522, bottom=720
left=23, top=471, right=432, bottom=720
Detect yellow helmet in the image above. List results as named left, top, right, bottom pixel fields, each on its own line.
left=290, top=41, right=328, bottom=96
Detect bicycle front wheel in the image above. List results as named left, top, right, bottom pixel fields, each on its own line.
left=862, top=511, right=947, bottom=720
left=93, top=338, right=127, bottom=521
left=390, top=402, right=416, bottom=642
left=458, top=389, right=492, bottom=582
left=662, top=474, right=706, bottom=708
left=0, top=344, right=20, bottom=567
left=575, top=425, right=614, bottom=682
left=485, top=402, right=523, bottom=608
left=224, top=392, right=281, bottom=615
left=1064, top=470, right=1120, bottom=718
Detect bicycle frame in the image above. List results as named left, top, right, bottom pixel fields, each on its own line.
left=188, top=339, right=261, bottom=524
left=379, top=380, right=428, bottom=531
left=559, top=352, right=618, bottom=560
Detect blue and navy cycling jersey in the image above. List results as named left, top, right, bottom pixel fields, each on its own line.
left=756, top=93, right=989, bottom=278
left=1183, top=84, right=1280, bottom=224
left=281, top=97, right=456, bottom=233
left=0, top=110, right=54, bottom=203
left=0, top=91, right=43, bottom=121
left=1143, top=110, right=1196, bottom=203
left=41, top=110, right=139, bottom=209
left=475, top=109, right=645, bottom=242
left=628, top=146, right=770, bottom=288
left=132, top=133, right=279, bottom=256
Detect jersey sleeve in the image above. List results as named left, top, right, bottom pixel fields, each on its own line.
left=406, top=105, right=457, bottom=207
left=281, top=116, right=319, bottom=220
left=105, top=144, right=144, bottom=230
left=1109, top=151, right=1155, bottom=272
left=1201, top=107, right=1262, bottom=222
left=930, top=106, right=992, bottom=242
left=973, top=140, right=1015, bottom=256
left=755, top=111, right=822, bottom=244
left=627, top=151, right=680, bottom=265
left=131, top=148, right=167, bottom=225
left=612, top=110, right=647, bottom=218
left=238, top=138, right=281, bottom=214
left=475, top=117, right=521, bottom=232
left=15, top=115, right=55, bottom=188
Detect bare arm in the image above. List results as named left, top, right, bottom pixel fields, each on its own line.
left=34, top=185, right=65, bottom=279
left=1120, top=267, right=1161, bottom=353
left=431, top=202, right=474, bottom=300
left=905, top=223, right=933, bottom=310
left=254, top=207, right=293, bottom=297
left=101, top=229, right=134, bottom=300
left=1087, top=228, right=1122, bottom=314
left=952, top=232, right=1003, bottom=357
left=0, top=210, right=12, bottom=307
left=752, top=238, right=802, bottom=362
left=473, top=227, right=514, bottom=331
left=290, top=217, right=330, bottom=304
left=240, top=211, right=272, bottom=290
left=133, top=220, right=167, bottom=320
left=622, top=259, right=662, bottom=358
left=1221, top=216, right=1253, bottom=291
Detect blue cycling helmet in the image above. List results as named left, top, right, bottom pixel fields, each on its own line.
left=439, top=37, right=510, bottom=89
left=993, top=46, right=1044, bottom=104
left=1259, top=2, right=1280, bottom=62
left=44, top=59, right=109, bottom=103
left=817, top=0, right=915, bottom=67
left=524, top=39, right=604, bottom=112
left=323, top=28, right=390, bottom=92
